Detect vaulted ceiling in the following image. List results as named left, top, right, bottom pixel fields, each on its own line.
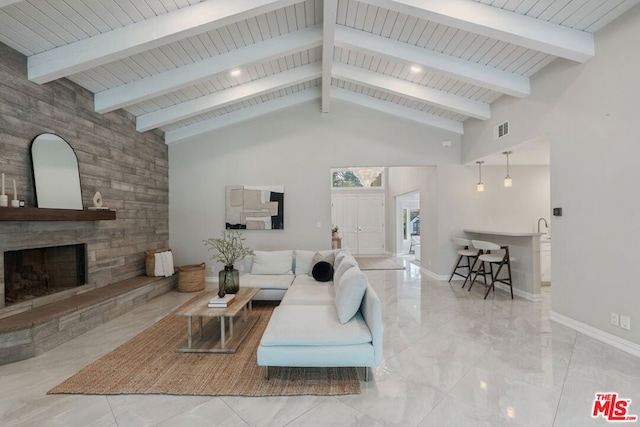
left=0, top=0, right=637, bottom=144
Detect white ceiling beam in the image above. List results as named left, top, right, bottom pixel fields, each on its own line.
left=332, top=87, right=463, bottom=134
left=137, top=62, right=321, bottom=131
left=27, top=0, right=301, bottom=84
left=95, top=25, right=322, bottom=113
left=358, top=0, right=594, bottom=62
left=322, top=0, right=338, bottom=113
left=333, top=62, right=490, bottom=120
left=165, top=87, right=321, bottom=144
left=334, top=26, right=530, bottom=98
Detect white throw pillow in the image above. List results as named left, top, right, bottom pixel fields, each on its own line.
left=333, top=255, right=357, bottom=287
left=251, top=250, right=293, bottom=275
left=294, top=250, right=315, bottom=275
left=334, top=267, right=367, bottom=324
left=334, top=250, right=349, bottom=270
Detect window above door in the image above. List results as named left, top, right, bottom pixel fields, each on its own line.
left=331, top=167, right=385, bottom=189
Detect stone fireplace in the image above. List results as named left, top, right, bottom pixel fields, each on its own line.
left=3, top=244, right=87, bottom=306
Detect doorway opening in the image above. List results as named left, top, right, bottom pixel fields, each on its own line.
left=395, top=191, right=420, bottom=258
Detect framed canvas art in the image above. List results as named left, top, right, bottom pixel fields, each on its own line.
left=225, top=185, right=284, bottom=230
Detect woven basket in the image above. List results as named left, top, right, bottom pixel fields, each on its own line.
left=144, top=249, right=171, bottom=277
left=178, top=263, right=206, bottom=292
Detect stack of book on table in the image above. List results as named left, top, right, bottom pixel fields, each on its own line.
left=208, top=294, right=236, bottom=308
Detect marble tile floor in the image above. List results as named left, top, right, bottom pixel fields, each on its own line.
left=1, top=264, right=639, bottom=426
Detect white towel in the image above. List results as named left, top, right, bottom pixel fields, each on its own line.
left=161, top=251, right=174, bottom=277
left=154, top=253, right=163, bottom=277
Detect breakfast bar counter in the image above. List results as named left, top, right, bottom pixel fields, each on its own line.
left=463, top=229, right=545, bottom=301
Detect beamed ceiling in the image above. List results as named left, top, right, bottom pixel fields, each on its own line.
left=0, top=0, right=637, bottom=144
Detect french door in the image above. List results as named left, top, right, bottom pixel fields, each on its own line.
left=331, top=194, right=385, bottom=255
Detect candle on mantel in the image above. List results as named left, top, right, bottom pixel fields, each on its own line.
left=13, top=179, right=17, bottom=200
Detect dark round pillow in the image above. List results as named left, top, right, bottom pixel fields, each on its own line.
left=312, top=261, right=334, bottom=282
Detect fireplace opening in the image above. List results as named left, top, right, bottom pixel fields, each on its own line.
left=4, top=244, right=87, bottom=305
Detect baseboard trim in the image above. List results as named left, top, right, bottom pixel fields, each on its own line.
left=423, top=269, right=544, bottom=302
left=420, top=268, right=449, bottom=281
left=550, top=311, right=640, bottom=359
left=493, top=283, right=544, bottom=302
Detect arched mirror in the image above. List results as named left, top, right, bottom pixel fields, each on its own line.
left=30, top=133, right=83, bottom=210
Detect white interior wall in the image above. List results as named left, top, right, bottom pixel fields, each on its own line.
left=466, top=165, right=551, bottom=232
left=461, top=5, right=640, bottom=348
left=169, top=99, right=461, bottom=276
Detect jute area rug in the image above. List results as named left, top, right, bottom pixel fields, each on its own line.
left=355, top=256, right=405, bottom=271
left=48, top=298, right=360, bottom=397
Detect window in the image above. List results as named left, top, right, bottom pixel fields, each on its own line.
left=331, top=167, right=385, bottom=189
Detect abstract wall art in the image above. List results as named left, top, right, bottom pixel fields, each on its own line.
left=225, top=185, right=284, bottom=230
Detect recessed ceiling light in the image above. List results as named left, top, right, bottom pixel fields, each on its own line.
left=230, top=69, right=241, bottom=77
left=410, top=65, right=422, bottom=73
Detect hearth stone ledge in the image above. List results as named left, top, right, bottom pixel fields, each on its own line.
left=0, top=274, right=177, bottom=365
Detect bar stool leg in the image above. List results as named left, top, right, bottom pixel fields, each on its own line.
left=468, top=260, right=486, bottom=291
left=484, top=261, right=492, bottom=288
left=484, top=249, right=513, bottom=299
left=484, top=262, right=496, bottom=299
left=506, top=256, right=514, bottom=299
left=449, top=254, right=465, bottom=282
left=462, top=255, right=478, bottom=289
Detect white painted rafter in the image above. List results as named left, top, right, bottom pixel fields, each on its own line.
left=27, top=0, right=301, bottom=84
left=332, top=87, right=463, bottom=134
left=334, top=26, right=530, bottom=98
left=95, top=25, right=323, bottom=113
left=165, top=87, right=321, bottom=144
left=333, top=63, right=490, bottom=120
left=358, top=0, right=595, bottom=63
left=322, top=0, right=338, bottom=113
left=137, top=62, right=322, bottom=132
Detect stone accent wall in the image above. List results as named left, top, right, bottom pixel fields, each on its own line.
left=0, top=42, right=169, bottom=311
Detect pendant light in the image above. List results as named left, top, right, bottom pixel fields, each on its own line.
left=476, top=161, right=484, bottom=192
left=503, top=151, right=513, bottom=188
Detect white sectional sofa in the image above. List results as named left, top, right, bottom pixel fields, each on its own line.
left=241, top=249, right=383, bottom=380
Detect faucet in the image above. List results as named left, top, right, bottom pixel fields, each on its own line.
left=537, top=217, right=548, bottom=233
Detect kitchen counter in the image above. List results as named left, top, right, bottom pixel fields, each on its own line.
left=463, top=229, right=545, bottom=301
left=463, top=229, right=545, bottom=237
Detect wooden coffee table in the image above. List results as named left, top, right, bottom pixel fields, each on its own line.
left=176, top=287, right=260, bottom=353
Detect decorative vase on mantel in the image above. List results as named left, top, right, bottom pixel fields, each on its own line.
left=219, top=265, right=240, bottom=294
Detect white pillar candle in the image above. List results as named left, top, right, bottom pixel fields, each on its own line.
left=13, top=179, right=17, bottom=200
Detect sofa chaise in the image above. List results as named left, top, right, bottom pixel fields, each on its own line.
left=241, top=250, right=383, bottom=380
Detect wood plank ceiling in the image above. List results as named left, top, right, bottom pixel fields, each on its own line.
left=0, top=0, right=637, bottom=144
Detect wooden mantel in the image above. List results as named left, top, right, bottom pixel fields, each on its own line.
left=0, top=207, right=116, bottom=221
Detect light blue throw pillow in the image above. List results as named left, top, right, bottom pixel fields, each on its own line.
left=335, top=267, right=367, bottom=324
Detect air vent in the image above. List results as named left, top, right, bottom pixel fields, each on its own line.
left=494, top=120, right=510, bottom=140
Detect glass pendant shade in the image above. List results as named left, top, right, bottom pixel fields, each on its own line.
left=476, top=161, right=484, bottom=192
left=503, top=151, right=513, bottom=188
left=504, top=177, right=512, bottom=187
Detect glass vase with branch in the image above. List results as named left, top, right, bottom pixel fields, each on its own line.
left=203, top=230, right=254, bottom=296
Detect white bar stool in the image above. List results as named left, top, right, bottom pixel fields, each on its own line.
left=468, top=240, right=514, bottom=299
left=449, top=237, right=480, bottom=288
